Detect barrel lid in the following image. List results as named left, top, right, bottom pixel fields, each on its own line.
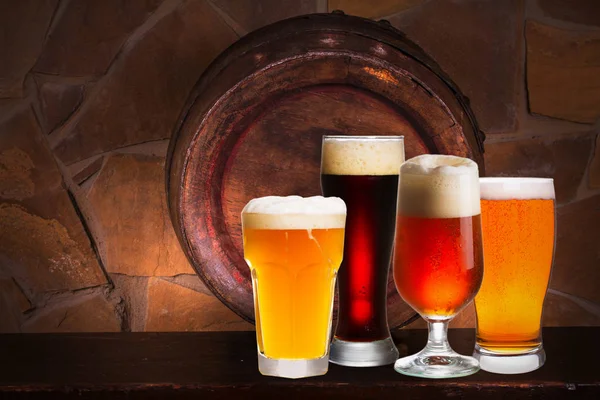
left=167, top=12, right=485, bottom=328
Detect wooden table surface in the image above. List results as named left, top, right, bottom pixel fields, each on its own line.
left=0, top=327, right=597, bottom=399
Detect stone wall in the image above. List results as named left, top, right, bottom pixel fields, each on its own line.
left=0, top=0, right=598, bottom=333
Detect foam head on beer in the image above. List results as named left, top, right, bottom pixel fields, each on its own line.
left=479, top=178, right=555, bottom=201
left=321, top=136, right=404, bottom=176
left=242, top=195, right=346, bottom=229
left=399, top=154, right=480, bottom=218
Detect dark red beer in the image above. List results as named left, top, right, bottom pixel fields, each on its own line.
left=321, top=174, right=398, bottom=341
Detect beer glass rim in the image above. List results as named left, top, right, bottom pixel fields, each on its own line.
left=322, top=135, right=404, bottom=141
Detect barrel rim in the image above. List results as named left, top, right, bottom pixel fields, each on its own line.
left=167, top=12, right=485, bottom=196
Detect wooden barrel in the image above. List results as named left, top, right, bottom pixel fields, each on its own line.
left=166, top=12, right=485, bottom=329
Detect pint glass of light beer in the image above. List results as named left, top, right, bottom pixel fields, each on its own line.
left=321, top=136, right=404, bottom=367
left=241, top=195, right=346, bottom=378
left=474, top=178, right=555, bottom=374
left=393, top=155, right=484, bottom=378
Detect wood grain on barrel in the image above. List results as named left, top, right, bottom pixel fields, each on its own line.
left=166, top=13, right=485, bottom=326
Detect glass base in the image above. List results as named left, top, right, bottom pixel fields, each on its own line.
left=473, top=344, right=545, bottom=374
left=258, top=352, right=328, bottom=379
left=329, top=337, right=399, bottom=367
left=394, top=351, right=480, bottom=379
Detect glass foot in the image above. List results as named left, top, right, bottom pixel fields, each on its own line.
left=394, top=350, right=480, bottom=379
left=258, top=352, right=328, bottom=379
left=473, top=344, right=545, bottom=374
left=329, top=336, right=399, bottom=367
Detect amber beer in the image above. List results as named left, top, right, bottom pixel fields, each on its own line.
left=394, top=215, right=483, bottom=318
left=393, top=155, right=483, bottom=378
left=242, top=195, right=346, bottom=379
left=393, top=157, right=483, bottom=320
left=474, top=178, right=555, bottom=374
left=321, top=136, right=404, bottom=367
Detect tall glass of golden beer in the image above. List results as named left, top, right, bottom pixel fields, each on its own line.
left=474, top=178, right=555, bottom=374
left=242, top=195, right=346, bottom=378
left=393, top=154, right=483, bottom=378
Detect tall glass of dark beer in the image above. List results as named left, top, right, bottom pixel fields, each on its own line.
left=320, top=136, right=404, bottom=367
left=393, top=154, right=483, bottom=378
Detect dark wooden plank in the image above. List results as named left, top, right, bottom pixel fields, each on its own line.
left=0, top=328, right=597, bottom=399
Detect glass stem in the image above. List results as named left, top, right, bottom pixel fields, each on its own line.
left=425, top=320, right=453, bottom=354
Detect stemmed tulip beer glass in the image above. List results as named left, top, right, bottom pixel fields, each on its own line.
left=393, top=154, right=484, bottom=378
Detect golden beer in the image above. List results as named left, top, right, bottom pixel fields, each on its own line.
left=474, top=177, right=555, bottom=373
left=242, top=195, right=346, bottom=378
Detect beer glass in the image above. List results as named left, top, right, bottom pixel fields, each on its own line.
left=393, top=154, right=483, bottom=378
left=474, top=178, right=555, bottom=374
left=321, top=136, right=403, bottom=367
left=241, top=195, right=346, bottom=378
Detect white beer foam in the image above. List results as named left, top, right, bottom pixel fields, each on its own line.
left=399, top=154, right=480, bottom=218
left=242, top=195, right=346, bottom=229
left=480, top=177, right=555, bottom=200
left=321, top=137, right=404, bottom=176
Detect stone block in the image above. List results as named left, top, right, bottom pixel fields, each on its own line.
left=213, top=0, right=319, bottom=33
left=484, top=134, right=593, bottom=205
left=22, top=292, right=121, bottom=333
left=588, top=133, right=600, bottom=189
left=526, top=21, right=600, bottom=124
left=0, top=204, right=107, bottom=296
left=86, top=154, right=194, bottom=276
left=34, top=0, right=163, bottom=76
left=72, top=156, right=105, bottom=186
left=159, top=275, right=214, bottom=296
left=0, top=278, right=31, bottom=333
left=552, top=195, right=600, bottom=303
left=0, top=146, right=35, bottom=201
left=543, top=291, right=600, bottom=326
left=0, top=0, right=57, bottom=97
left=537, top=0, right=600, bottom=27
left=390, top=0, right=522, bottom=133
left=145, top=278, right=253, bottom=331
left=37, top=79, right=84, bottom=134
left=51, top=0, right=238, bottom=165
left=109, top=274, right=149, bottom=332
left=0, top=109, right=106, bottom=295
left=329, top=0, right=426, bottom=19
